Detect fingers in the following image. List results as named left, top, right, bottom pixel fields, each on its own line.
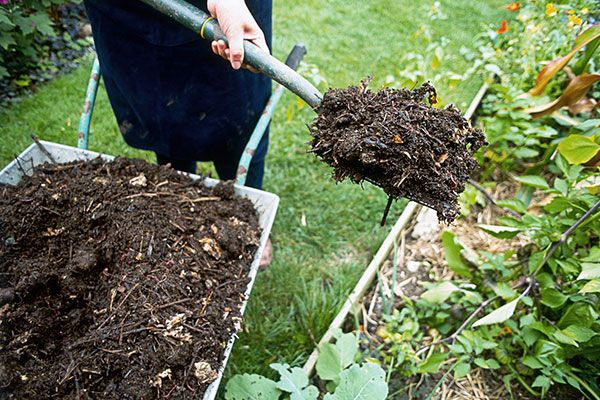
left=211, top=40, right=229, bottom=61
left=227, top=28, right=244, bottom=70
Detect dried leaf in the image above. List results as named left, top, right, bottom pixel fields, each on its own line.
left=529, top=24, right=600, bottom=96
left=525, top=74, right=600, bottom=119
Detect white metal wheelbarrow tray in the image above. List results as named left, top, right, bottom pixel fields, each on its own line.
left=0, top=141, right=279, bottom=399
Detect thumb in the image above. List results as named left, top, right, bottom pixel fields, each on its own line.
left=226, top=27, right=244, bottom=70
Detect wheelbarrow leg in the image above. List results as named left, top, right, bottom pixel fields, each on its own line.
left=236, top=44, right=307, bottom=186
left=77, top=57, right=101, bottom=150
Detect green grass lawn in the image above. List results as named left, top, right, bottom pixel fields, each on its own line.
left=0, top=0, right=507, bottom=386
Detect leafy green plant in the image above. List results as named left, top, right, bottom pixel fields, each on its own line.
left=375, top=152, right=600, bottom=397
left=0, top=0, right=83, bottom=82
left=225, top=331, right=388, bottom=400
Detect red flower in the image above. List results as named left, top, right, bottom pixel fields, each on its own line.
left=497, top=20, right=509, bottom=34
left=506, top=2, right=521, bottom=11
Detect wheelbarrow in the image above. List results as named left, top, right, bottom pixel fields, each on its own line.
left=1, top=8, right=310, bottom=398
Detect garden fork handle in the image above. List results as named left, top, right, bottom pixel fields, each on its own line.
left=138, top=0, right=323, bottom=109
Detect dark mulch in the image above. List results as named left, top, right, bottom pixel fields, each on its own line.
left=0, top=158, right=261, bottom=399
left=309, top=81, right=486, bottom=223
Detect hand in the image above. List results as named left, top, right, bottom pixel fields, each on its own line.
left=207, top=0, right=269, bottom=70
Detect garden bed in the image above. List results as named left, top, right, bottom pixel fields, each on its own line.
left=356, top=183, right=582, bottom=400
left=0, top=143, right=278, bottom=399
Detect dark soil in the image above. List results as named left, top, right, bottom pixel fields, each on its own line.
left=0, top=158, right=261, bottom=399
left=309, top=81, right=486, bottom=223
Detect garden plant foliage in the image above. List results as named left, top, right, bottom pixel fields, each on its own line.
left=0, top=0, right=90, bottom=100
left=372, top=1, right=600, bottom=398
left=225, top=331, right=388, bottom=400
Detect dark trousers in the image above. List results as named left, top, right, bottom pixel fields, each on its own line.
left=156, top=127, right=269, bottom=189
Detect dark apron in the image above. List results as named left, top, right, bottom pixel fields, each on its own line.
left=83, top=0, right=272, bottom=167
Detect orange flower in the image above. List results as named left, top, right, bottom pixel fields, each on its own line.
left=497, top=20, right=509, bottom=34
left=506, top=2, right=520, bottom=11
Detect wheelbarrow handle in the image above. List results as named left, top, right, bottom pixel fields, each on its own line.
left=138, top=0, right=323, bottom=109
left=284, top=43, right=307, bottom=71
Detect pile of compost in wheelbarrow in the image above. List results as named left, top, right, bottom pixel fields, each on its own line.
left=310, top=81, right=486, bottom=223
left=0, top=158, right=260, bottom=399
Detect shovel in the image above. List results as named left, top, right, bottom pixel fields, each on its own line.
left=139, top=0, right=323, bottom=109
left=138, top=0, right=406, bottom=224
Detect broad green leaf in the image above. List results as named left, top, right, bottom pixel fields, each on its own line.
left=496, top=198, right=527, bottom=214
left=316, top=332, right=358, bottom=384
left=558, top=303, right=597, bottom=329
left=557, top=134, right=600, bottom=164
left=270, top=364, right=318, bottom=400
left=521, top=327, right=541, bottom=347
left=575, top=119, right=600, bottom=132
left=441, top=231, right=471, bottom=278
left=323, top=363, right=388, bottom=400
left=472, top=297, right=520, bottom=327
left=540, top=288, right=568, bottom=308
left=225, top=374, right=281, bottom=400
left=561, top=325, right=597, bottom=343
left=493, top=282, right=517, bottom=300
left=514, top=175, right=549, bottom=189
left=421, top=281, right=459, bottom=304
left=543, top=197, right=571, bottom=213
left=0, top=33, right=16, bottom=50
left=555, top=259, right=579, bottom=275
left=417, top=352, right=449, bottom=374
left=454, top=362, right=471, bottom=379
left=0, top=11, right=14, bottom=27
left=478, top=224, right=523, bottom=239
left=529, top=24, right=600, bottom=96
left=579, top=279, right=600, bottom=294
left=577, top=262, right=600, bottom=280
left=529, top=251, right=547, bottom=274
left=526, top=74, right=600, bottom=119
left=583, top=248, right=600, bottom=262
left=566, top=375, right=581, bottom=390
left=522, top=356, right=543, bottom=369
left=532, top=375, right=551, bottom=391
left=486, top=359, right=500, bottom=370
left=553, top=330, right=579, bottom=347
left=513, top=148, right=539, bottom=159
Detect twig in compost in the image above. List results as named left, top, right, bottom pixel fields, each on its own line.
left=13, top=154, right=27, bottom=175
left=158, top=298, right=191, bottom=309
left=114, top=282, right=140, bottom=312
left=380, top=196, right=394, bottom=226
left=31, top=135, right=57, bottom=164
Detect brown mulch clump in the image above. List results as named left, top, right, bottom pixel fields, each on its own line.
left=309, top=81, right=486, bottom=223
left=0, top=158, right=261, bottom=399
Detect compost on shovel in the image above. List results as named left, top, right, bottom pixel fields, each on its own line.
left=0, top=158, right=260, bottom=399
left=309, top=81, right=486, bottom=223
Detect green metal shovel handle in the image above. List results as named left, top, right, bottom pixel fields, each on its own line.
left=138, top=0, right=323, bottom=109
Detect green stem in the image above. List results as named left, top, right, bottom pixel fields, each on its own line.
left=507, top=363, right=540, bottom=397
left=567, top=372, right=600, bottom=400
left=424, top=361, right=458, bottom=400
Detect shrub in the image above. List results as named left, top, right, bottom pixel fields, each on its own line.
left=0, top=0, right=88, bottom=98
